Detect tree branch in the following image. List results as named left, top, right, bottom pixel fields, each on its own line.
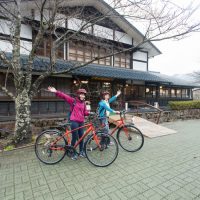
left=29, top=71, right=52, bottom=99
left=0, top=84, right=15, bottom=100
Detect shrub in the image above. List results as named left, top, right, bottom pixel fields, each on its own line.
left=168, top=100, right=200, bottom=110
left=4, top=145, right=15, bottom=151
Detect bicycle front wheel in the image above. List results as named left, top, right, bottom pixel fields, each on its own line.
left=117, top=125, right=144, bottom=152
left=85, top=132, right=118, bottom=167
left=35, top=130, right=67, bottom=165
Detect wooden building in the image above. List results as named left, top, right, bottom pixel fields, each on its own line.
left=0, top=0, right=196, bottom=119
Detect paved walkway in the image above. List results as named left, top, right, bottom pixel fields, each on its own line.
left=1, top=119, right=200, bottom=200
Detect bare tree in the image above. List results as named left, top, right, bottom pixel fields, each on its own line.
left=192, top=71, right=200, bottom=84
left=0, top=0, right=200, bottom=143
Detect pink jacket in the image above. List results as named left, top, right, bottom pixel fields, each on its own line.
left=56, top=91, right=89, bottom=122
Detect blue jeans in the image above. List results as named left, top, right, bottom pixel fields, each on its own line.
left=71, top=121, right=84, bottom=153
left=100, top=117, right=109, bottom=134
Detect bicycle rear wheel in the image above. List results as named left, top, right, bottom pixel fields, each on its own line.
left=35, top=130, right=67, bottom=165
left=85, top=132, right=118, bottom=167
left=117, top=125, right=144, bottom=152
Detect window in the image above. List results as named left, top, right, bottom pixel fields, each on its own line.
left=85, top=45, right=92, bottom=62
left=99, top=48, right=106, bottom=65
left=69, top=41, right=112, bottom=66
left=145, top=86, right=156, bottom=98
left=114, top=51, right=130, bottom=68
left=160, top=87, right=170, bottom=98
left=182, top=88, right=192, bottom=99
left=92, top=47, right=99, bottom=64
left=56, top=44, right=64, bottom=59
left=176, top=89, right=181, bottom=98
left=69, top=41, right=77, bottom=61
left=114, top=54, right=120, bottom=67
left=182, top=89, right=187, bottom=98
left=35, top=37, right=64, bottom=59
left=77, top=43, right=84, bottom=62
left=171, top=89, right=176, bottom=97
left=187, top=89, right=192, bottom=99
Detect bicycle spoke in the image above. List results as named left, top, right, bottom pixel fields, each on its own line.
left=85, top=133, right=118, bottom=167
left=117, top=125, right=144, bottom=152
left=35, top=130, right=66, bottom=164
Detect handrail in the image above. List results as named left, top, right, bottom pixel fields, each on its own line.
left=125, top=100, right=163, bottom=124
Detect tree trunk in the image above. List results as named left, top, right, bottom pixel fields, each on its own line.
left=14, top=90, right=32, bottom=143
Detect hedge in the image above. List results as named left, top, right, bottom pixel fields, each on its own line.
left=168, top=100, right=200, bottom=110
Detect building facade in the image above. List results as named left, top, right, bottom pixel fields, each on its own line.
left=0, top=0, right=195, bottom=118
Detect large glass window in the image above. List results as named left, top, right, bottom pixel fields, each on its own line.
left=160, top=87, right=170, bottom=98
left=145, top=86, right=156, bottom=98
left=182, top=89, right=187, bottom=98
left=171, top=88, right=176, bottom=97
left=176, top=89, right=181, bottom=98
left=187, top=89, right=192, bottom=99
left=124, top=85, right=145, bottom=99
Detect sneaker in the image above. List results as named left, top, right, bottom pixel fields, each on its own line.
left=71, top=153, right=78, bottom=160
left=109, top=141, right=114, bottom=146
left=79, top=151, right=86, bottom=158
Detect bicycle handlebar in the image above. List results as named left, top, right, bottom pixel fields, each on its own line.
left=119, top=110, right=126, bottom=117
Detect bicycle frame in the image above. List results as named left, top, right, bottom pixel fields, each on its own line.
left=109, top=114, right=129, bottom=137
left=50, top=122, right=100, bottom=151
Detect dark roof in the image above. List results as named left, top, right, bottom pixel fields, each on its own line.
left=0, top=54, right=197, bottom=87
left=72, top=64, right=169, bottom=83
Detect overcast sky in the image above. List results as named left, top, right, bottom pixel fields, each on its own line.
left=148, top=0, right=200, bottom=76
left=149, top=32, right=200, bottom=75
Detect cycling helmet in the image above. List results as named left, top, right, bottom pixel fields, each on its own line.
left=102, top=91, right=110, bottom=96
left=76, top=88, right=87, bottom=94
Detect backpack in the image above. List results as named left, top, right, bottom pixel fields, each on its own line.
left=96, top=101, right=106, bottom=118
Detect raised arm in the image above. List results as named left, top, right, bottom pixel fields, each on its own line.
left=99, top=101, right=115, bottom=113
left=109, top=90, right=121, bottom=103
left=48, top=86, right=74, bottom=104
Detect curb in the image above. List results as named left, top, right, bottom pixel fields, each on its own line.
left=0, top=143, right=35, bottom=153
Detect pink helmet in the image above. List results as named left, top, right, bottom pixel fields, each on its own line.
left=76, top=88, right=87, bottom=94
left=102, top=91, right=110, bottom=97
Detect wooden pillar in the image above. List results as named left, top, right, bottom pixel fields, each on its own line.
left=156, top=84, right=160, bottom=103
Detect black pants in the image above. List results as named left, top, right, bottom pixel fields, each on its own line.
left=71, top=121, right=84, bottom=153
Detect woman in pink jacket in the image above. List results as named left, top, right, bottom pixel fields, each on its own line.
left=48, top=86, right=89, bottom=160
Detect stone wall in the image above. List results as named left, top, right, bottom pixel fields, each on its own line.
left=133, top=109, right=200, bottom=124
left=0, top=118, right=65, bottom=136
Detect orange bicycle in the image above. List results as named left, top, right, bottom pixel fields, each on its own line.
left=35, top=114, right=118, bottom=167
left=109, top=110, right=144, bottom=152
